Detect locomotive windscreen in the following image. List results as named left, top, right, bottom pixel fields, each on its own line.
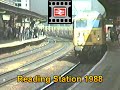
left=76, top=19, right=87, bottom=28
left=92, top=20, right=100, bottom=28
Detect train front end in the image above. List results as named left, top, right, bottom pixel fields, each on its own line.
left=73, top=17, right=94, bottom=56
left=73, top=11, right=102, bottom=57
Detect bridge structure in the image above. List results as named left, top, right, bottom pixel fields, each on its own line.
left=98, top=0, right=120, bottom=19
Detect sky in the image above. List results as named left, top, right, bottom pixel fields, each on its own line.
left=30, top=0, right=105, bottom=16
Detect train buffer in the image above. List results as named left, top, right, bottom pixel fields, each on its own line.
left=0, top=35, right=46, bottom=49
left=68, top=43, right=120, bottom=90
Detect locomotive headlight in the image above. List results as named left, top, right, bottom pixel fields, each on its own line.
left=97, top=35, right=100, bottom=41
left=77, top=34, right=84, bottom=45
left=97, top=37, right=100, bottom=41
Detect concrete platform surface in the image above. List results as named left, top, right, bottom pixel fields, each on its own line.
left=68, top=44, right=120, bottom=90
left=0, top=36, right=46, bottom=48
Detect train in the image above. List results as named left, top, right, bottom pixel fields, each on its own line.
left=73, top=11, right=107, bottom=61
left=42, top=11, right=107, bottom=61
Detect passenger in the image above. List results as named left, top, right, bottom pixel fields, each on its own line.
left=36, top=27, right=39, bottom=37
left=41, top=29, right=44, bottom=36
left=38, top=29, right=41, bottom=36
left=107, top=27, right=111, bottom=40
left=25, top=27, right=29, bottom=40
left=19, top=26, right=22, bottom=41
left=110, top=24, right=120, bottom=47
left=29, top=28, right=32, bottom=39
left=116, top=24, right=120, bottom=45
left=110, top=25, right=118, bottom=42
left=12, top=26, right=17, bottom=39
left=15, top=26, right=19, bottom=39
left=18, top=26, right=21, bottom=40
left=20, top=26, right=25, bottom=41
left=23, top=26, right=25, bottom=40
left=30, top=27, right=34, bottom=38
left=4, top=25, right=8, bottom=40
left=32, top=28, right=34, bottom=38
left=33, top=27, right=38, bottom=38
left=27, top=27, right=30, bottom=39
left=7, top=25, right=13, bottom=40
left=30, top=21, right=35, bottom=29
left=116, top=23, right=120, bottom=34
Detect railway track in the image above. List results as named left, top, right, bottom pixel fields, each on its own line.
left=0, top=38, right=72, bottom=87
left=1, top=37, right=100, bottom=90
left=38, top=52, right=106, bottom=90
left=0, top=43, right=62, bottom=74
left=0, top=38, right=105, bottom=90
left=0, top=38, right=53, bottom=65
left=40, top=62, right=81, bottom=90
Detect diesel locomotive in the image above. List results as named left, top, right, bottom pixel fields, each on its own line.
left=73, top=11, right=107, bottom=60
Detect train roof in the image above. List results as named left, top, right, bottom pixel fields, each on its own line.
left=73, top=11, right=101, bottom=20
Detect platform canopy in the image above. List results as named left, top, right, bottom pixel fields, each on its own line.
left=0, top=2, right=47, bottom=21
left=98, top=0, right=120, bottom=18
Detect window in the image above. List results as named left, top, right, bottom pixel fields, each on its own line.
left=92, top=20, right=101, bottom=28
left=76, top=19, right=87, bottom=28
left=15, top=3, right=17, bottom=6
left=26, top=4, right=27, bottom=6
left=18, top=3, right=21, bottom=6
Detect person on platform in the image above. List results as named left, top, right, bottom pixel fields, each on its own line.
left=109, top=23, right=120, bottom=47
left=110, top=24, right=118, bottom=42
left=7, top=25, right=13, bottom=40
left=33, top=27, right=38, bottom=38
left=116, top=23, right=120, bottom=45
left=20, top=26, right=25, bottom=41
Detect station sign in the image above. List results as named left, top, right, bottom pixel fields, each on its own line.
left=2, top=15, right=10, bottom=20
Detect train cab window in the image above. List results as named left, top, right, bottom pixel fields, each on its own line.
left=92, top=20, right=102, bottom=28
left=93, top=20, right=100, bottom=28
left=76, top=19, right=87, bottom=28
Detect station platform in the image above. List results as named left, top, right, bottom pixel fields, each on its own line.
left=0, top=35, right=46, bottom=49
left=68, top=42, right=120, bottom=90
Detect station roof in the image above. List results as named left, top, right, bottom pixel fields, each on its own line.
left=98, top=0, right=120, bottom=18
left=0, top=2, right=46, bottom=20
